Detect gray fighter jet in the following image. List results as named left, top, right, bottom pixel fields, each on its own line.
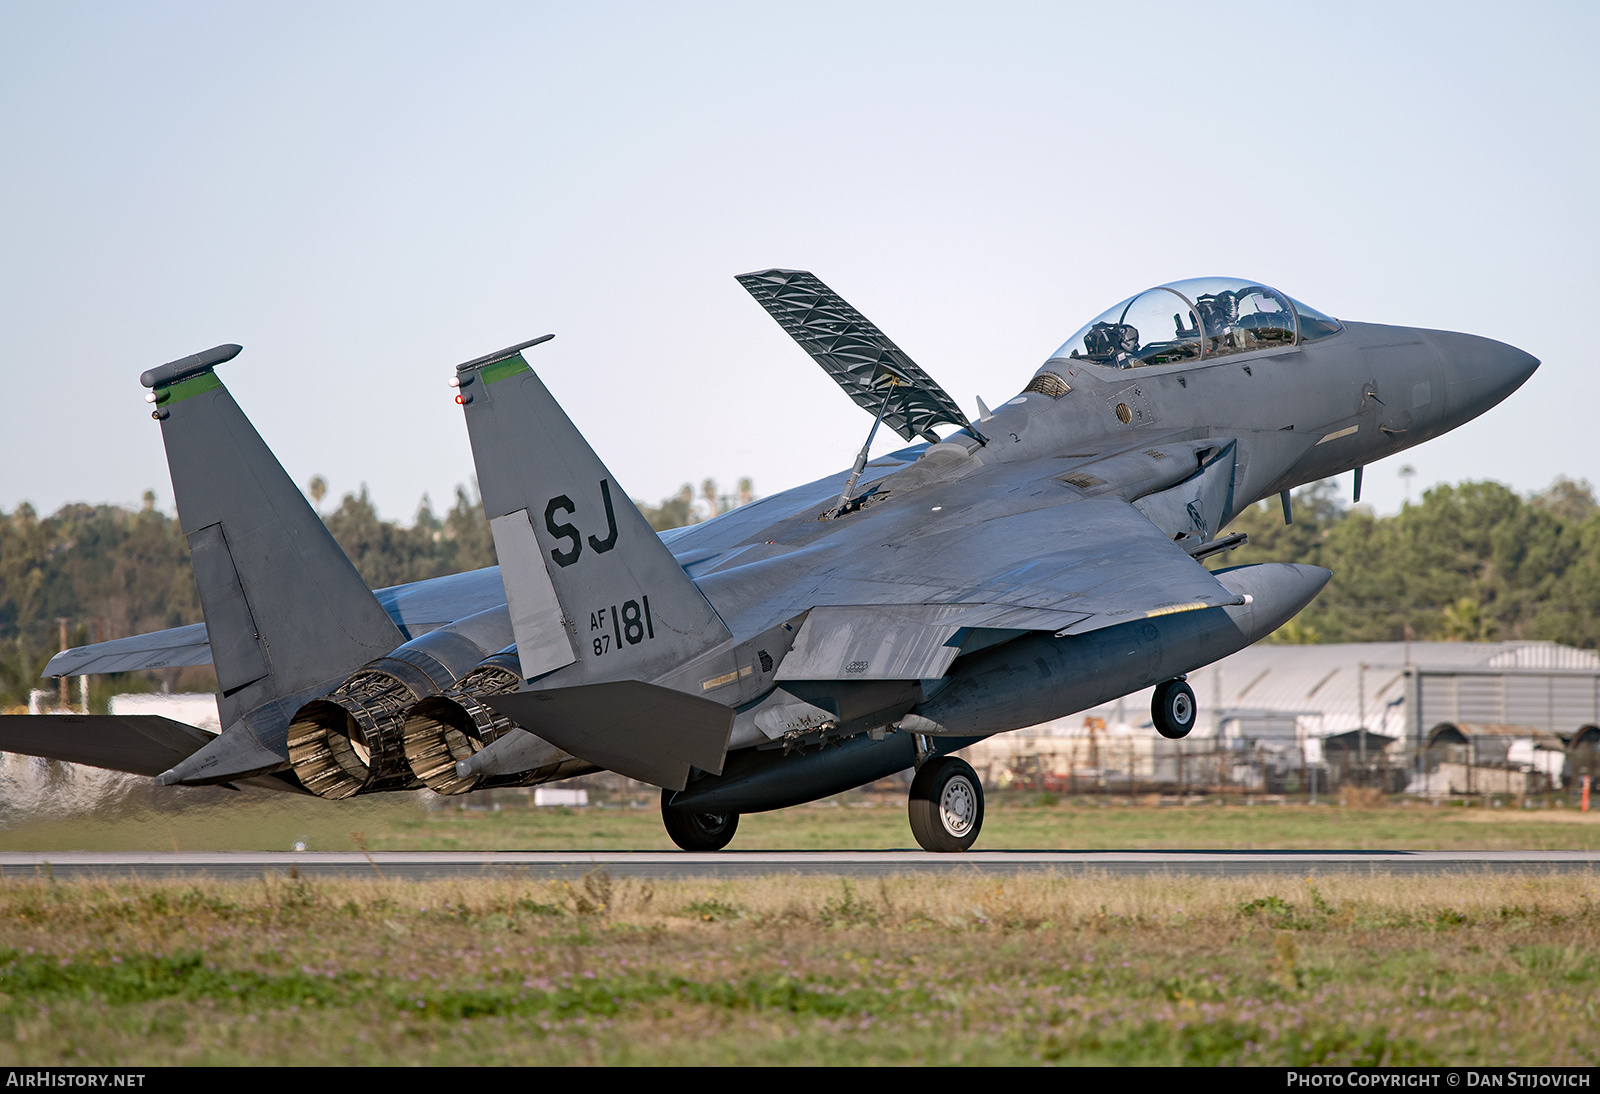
left=0, top=273, right=1538, bottom=851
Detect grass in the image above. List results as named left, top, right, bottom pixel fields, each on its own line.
left=0, top=791, right=1595, bottom=853
left=4, top=785, right=1591, bottom=1065
left=0, top=871, right=1594, bottom=1065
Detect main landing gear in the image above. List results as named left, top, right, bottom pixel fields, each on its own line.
left=908, top=754, right=984, bottom=852
left=661, top=789, right=740, bottom=851
left=659, top=739, right=992, bottom=854
left=1152, top=677, right=1197, bottom=739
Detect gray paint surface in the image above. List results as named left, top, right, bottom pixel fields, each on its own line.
left=488, top=509, right=576, bottom=679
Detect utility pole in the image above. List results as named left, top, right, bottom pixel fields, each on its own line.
left=57, top=618, right=69, bottom=710
left=1358, top=662, right=1368, bottom=786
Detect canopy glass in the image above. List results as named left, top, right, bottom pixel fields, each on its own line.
left=1047, top=277, right=1342, bottom=369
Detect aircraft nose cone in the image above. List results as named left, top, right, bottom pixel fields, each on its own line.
left=1509, top=344, right=1540, bottom=388
left=1484, top=339, right=1541, bottom=396
left=1430, top=331, right=1540, bottom=422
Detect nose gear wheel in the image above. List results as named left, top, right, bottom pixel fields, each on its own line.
left=1152, top=678, right=1197, bottom=739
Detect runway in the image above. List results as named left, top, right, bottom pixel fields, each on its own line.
left=0, top=849, right=1596, bottom=881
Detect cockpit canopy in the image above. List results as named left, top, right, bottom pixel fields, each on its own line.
left=1046, top=277, right=1342, bottom=370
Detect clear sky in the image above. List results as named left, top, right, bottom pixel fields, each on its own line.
left=2, top=2, right=1595, bottom=523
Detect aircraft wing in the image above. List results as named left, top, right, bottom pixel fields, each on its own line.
left=43, top=624, right=213, bottom=677
left=900, top=495, right=1244, bottom=633
left=737, top=268, right=978, bottom=444
left=40, top=566, right=510, bottom=678
left=771, top=494, right=1245, bottom=681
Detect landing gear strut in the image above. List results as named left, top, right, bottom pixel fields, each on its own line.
left=908, top=755, right=984, bottom=852
left=661, top=789, right=740, bottom=851
left=1152, top=677, right=1197, bottom=739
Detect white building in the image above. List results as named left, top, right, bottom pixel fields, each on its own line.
left=959, top=641, right=1600, bottom=796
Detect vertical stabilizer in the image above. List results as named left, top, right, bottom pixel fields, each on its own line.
left=142, top=346, right=405, bottom=748
left=455, top=341, right=733, bottom=686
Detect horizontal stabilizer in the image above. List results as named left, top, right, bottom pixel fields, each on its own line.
left=487, top=681, right=734, bottom=790
left=0, top=715, right=212, bottom=777
left=158, top=707, right=298, bottom=786
left=453, top=726, right=572, bottom=780
left=736, top=269, right=978, bottom=444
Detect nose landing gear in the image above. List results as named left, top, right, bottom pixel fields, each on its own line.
left=1152, top=677, right=1197, bottom=739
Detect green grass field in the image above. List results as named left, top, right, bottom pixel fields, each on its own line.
left=1, top=791, right=1595, bottom=853
left=3, top=794, right=1596, bottom=1065
left=0, top=871, right=1594, bottom=1065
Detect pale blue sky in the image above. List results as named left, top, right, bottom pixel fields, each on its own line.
left=2, top=2, right=1595, bottom=522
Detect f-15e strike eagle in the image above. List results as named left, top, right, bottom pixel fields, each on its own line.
left=0, top=273, right=1538, bottom=851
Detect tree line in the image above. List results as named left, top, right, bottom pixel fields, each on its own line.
left=0, top=480, right=729, bottom=710
left=1209, top=476, right=1600, bottom=645
left=4, top=473, right=1598, bottom=709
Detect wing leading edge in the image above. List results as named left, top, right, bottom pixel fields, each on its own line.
left=771, top=495, right=1246, bottom=681
left=41, top=566, right=511, bottom=679
left=43, top=624, right=213, bottom=678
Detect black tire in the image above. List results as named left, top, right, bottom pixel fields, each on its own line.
left=1152, top=678, right=1197, bottom=740
left=661, top=790, right=739, bottom=851
left=907, top=756, right=984, bottom=852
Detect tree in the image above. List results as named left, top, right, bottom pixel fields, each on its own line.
left=442, top=486, right=497, bottom=573
left=638, top=485, right=697, bottom=532
left=1531, top=476, right=1599, bottom=525
left=1212, top=478, right=1600, bottom=646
